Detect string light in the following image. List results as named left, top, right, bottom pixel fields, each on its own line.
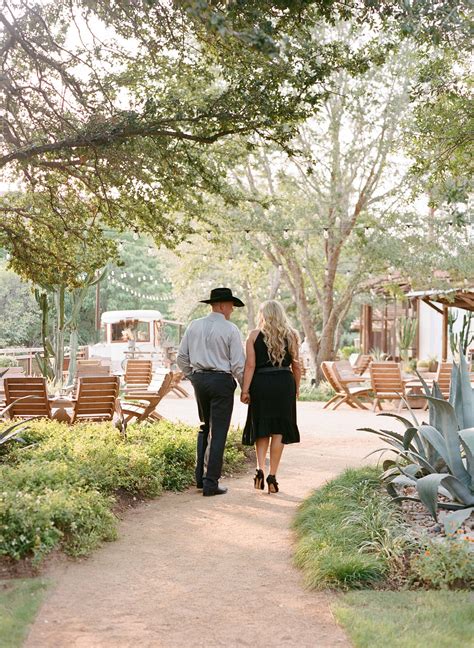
left=283, top=229, right=289, bottom=240
left=323, top=228, right=329, bottom=239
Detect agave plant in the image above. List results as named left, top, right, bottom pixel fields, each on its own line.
left=360, top=353, right=474, bottom=534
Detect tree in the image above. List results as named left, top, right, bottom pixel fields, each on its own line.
left=217, top=45, right=416, bottom=378
left=0, top=0, right=418, bottom=246
left=0, top=186, right=115, bottom=382
left=0, top=264, right=41, bottom=347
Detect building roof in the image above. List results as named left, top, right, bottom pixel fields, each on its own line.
left=406, top=287, right=474, bottom=311
left=101, top=310, right=163, bottom=324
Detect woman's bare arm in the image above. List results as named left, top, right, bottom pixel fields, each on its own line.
left=290, top=333, right=302, bottom=398
left=241, top=330, right=258, bottom=404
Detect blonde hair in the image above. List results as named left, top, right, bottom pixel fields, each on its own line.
left=257, top=300, right=300, bottom=366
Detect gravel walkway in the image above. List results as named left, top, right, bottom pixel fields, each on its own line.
left=25, top=398, right=385, bottom=648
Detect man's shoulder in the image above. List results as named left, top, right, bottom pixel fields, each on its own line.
left=225, top=320, right=242, bottom=336
left=187, top=315, right=208, bottom=328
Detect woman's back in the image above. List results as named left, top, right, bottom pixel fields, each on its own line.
left=254, top=331, right=292, bottom=368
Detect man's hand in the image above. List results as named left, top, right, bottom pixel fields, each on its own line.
left=240, top=391, right=250, bottom=404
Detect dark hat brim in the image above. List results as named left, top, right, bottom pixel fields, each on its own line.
left=200, top=296, right=245, bottom=307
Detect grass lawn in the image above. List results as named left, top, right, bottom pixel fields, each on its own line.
left=333, top=590, right=474, bottom=648
left=0, top=578, right=48, bottom=648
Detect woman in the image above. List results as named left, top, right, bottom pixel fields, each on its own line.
left=241, top=300, right=301, bottom=493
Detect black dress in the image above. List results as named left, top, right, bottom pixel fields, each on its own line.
left=242, top=332, right=300, bottom=446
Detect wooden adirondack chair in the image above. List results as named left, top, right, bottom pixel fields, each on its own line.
left=124, top=359, right=153, bottom=389
left=435, top=361, right=453, bottom=399
left=76, top=360, right=111, bottom=378
left=4, top=377, right=52, bottom=419
left=354, top=354, right=372, bottom=375
left=369, top=362, right=406, bottom=411
left=321, top=361, right=371, bottom=410
left=71, top=376, right=120, bottom=423
left=120, top=372, right=174, bottom=423
left=170, top=371, right=189, bottom=398
left=0, top=366, right=25, bottom=407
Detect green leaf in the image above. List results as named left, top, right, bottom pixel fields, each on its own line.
left=416, top=474, right=448, bottom=520
left=458, top=427, right=474, bottom=482
left=418, top=425, right=447, bottom=466
left=457, top=353, right=474, bottom=428
left=443, top=507, right=474, bottom=535
left=441, top=475, right=474, bottom=507
left=378, top=412, right=418, bottom=429
left=424, top=396, right=470, bottom=487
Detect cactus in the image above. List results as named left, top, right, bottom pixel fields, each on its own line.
left=397, top=316, right=417, bottom=362
left=449, top=311, right=473, bottom=358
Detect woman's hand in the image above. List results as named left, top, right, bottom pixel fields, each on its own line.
left=240, top=391, right=250, bottom=404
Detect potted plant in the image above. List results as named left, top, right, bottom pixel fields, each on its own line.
left=427, top=355, right=438, bottom=372
left=416, top=359, right=430, bottom=373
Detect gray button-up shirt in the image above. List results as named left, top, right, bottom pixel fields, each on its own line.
left=177, top=312, right=245, bottom=385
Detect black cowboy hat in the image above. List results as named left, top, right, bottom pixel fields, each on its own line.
left=200, top=287, right=245, bottom=307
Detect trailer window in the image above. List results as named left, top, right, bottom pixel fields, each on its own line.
left=111, top=320, right=150, bottom=342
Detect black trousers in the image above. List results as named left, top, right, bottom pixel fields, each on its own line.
left=189, top=372, right=236, bottom=489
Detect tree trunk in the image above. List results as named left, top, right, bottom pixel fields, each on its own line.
left=242, top=281, right=256, bottom=331
left=286, top=256, right=319, bottom=378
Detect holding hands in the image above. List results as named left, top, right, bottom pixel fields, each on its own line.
left=240, top=390, right=250, bottom=405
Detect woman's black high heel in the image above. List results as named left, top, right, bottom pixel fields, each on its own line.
left=254, top=469, right=264, bottom=490
left=266, top=474, right=279, bottom=494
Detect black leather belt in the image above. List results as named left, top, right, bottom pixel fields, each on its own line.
left=193, top=370, right=230, bottom=374
left=255, top=366, right=291, bottom=373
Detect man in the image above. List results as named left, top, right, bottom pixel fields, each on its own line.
left=177, top=287, right=245, bottom=496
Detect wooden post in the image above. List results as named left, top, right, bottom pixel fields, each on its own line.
left=442, top=305, right=449, bottom=361
left=95, top=282, right=100, bottom=332
left=414, top=298, right=420, bottom=360
left=362, top=304, right=372, bottom=354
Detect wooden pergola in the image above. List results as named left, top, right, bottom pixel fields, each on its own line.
left=355, top=282, right=474, bottom=361
left=406, top=287, right=474, bottom=361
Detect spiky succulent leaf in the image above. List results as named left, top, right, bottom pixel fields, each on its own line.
left=416, top=474, right=449, bottom=520
left=418, top=425, right=447, bottom=466
left=456, top=354, right=474, bottom=428
left=440, top=475, right=474, bottom=506
left=377, top=412, right=418, bottom=429
left=424, top=396, right=470, bottom=487
left=458, top=427, right=474, bottom=482
left=443, top=507, right=474, bottom=535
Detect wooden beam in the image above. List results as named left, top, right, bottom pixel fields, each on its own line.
left=442, top=305, right=449, bottom=361
left=422, top=297, right=443, bottom=315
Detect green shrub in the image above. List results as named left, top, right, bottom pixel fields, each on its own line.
left=0, top=418, right=248, bottom=562
left=410, top=538, right=474, bottom=589
left=0, top=356, right=20, bottom=368
left=0, top=486, right=117, bottom=561
left=298, top=380, right=335, bottom=402
left=293, top=468, right=391, bottom=589
left=339, top=346, right=357, bottom=359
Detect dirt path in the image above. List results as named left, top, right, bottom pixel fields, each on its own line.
left=25, top=399, right=383, bottom=648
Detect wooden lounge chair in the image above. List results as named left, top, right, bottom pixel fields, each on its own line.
left=4, top=377, right=51, bottom=419
left=124, top=359, right=153, bottom=389
left=435, top=361, right=453, bottom=400
left=76, top=360, right=111, bottom=378
left=170, top=371, right=189, bottom=398
left=321, top=361, right=371, bottom=410
left=71, top=376, right=120, bottom=423
left=0, top=366, right=25, bottom=407
left=353, top=354, right=372, bottom=375
left=120, top=372, right=174, bottom=424
left=369, top=362, right=406, bottom=412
